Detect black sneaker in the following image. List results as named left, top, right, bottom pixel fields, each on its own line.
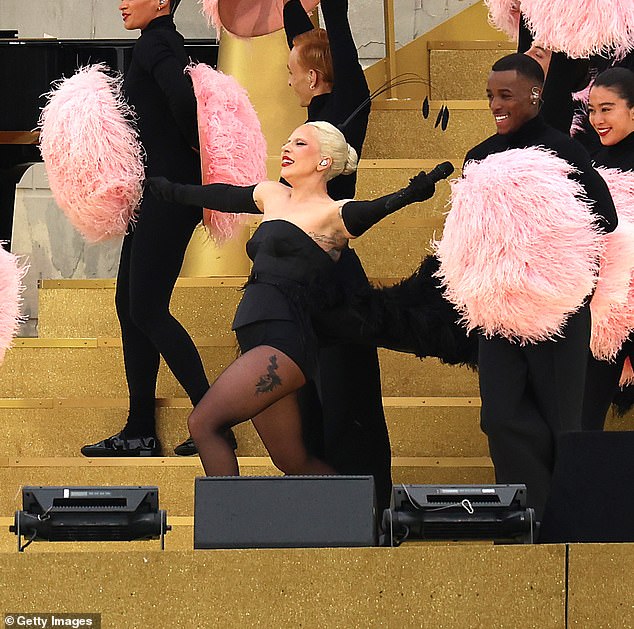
left=173, top=429, right=238, bottom=456
left=81, top=431, right=161, bottom=457
left=173, top=436, right=197, bottom=456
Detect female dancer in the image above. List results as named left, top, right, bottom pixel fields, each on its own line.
left=148, top=121, right=436, bottom=476
left=582, top=67, right=634, bottom=430
left=82, top=0, right=230, bottom=456
left=282, top=0, right=393, bottom=511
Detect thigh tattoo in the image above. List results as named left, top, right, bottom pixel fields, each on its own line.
left=255, top=354, right=283, bottom=394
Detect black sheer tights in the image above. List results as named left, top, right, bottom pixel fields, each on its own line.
left=188, top=345, right=337, bottom=477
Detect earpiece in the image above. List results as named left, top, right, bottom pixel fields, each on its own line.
left=319, top=159, right=329, bottom=167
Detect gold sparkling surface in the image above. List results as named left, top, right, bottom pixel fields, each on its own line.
left=364, top=108, right=495, bottom=160
left=0, top=346, right=237, bottom=398
left=568, top=544, right=634, bottom=628
left=353, top=225, right=442, bottom=278
left=379, top=354, right=479, bottom=397
left=0, top=346, right=478, bottom=398
left=0, top=402, right=488, bottom=459
left=0, top=546, right=566, bottom=628
left=430, top=49, right=512, bottom=100
left=39, top=286, right=242, bottom=339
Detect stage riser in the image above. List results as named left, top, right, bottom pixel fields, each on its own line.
left=0, top=463, right=494, bottom=516
left=0, top=404, right=489, bottom=458
left=1, top=403, right=628, bottom=460
left=364, top=108, right=494, bottom=160
left=430, top=48, right=514, bottom=100
left=0, top=347, right=480, bottom=398
left=0, top=546, right=568, bottom=628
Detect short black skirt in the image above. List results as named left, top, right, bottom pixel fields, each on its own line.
left=234, top=319, right=315, bottom=380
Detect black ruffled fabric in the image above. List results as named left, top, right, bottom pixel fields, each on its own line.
left=312, top=255, right=479, bottom=369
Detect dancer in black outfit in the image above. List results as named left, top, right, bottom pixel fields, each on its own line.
left=147, top=121, right=437, bottom=476
left=82, top=0, right=233, bottom=457
left=283, top=0, right=393, bottom=511
left=581, top=68, right=634, bottom=430
left=467, top=54, right=617, bottom=519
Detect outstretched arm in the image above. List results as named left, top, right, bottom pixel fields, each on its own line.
left=283, top=0, right=314, bottom=49
left=340, top=170, right=436, bottom=237
left=146, top=177, right=262, bottom=213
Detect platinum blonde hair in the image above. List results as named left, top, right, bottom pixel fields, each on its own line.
left=305, top=121, right=358, bottom=181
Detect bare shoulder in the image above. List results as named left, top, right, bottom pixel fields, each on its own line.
left=252, top=181, right=290, bottom=211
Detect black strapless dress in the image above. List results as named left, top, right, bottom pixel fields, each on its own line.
left=232, top=220, right=337, bottom=378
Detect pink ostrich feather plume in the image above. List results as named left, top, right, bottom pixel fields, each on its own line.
left=621, top=356, right=634, bottom=387
left=434, top=147, right=603, bottom=344
left=570, top=80, right=593, bottom=137
left=200, top=0, right=222, bottom=30
left=521, top=0, right=634, bottom=59
left=484, top=0, right=520, bottom=40
left=0, top=246, right=27, bottom=365
left=39, top=64, right=144, bottom=243
left=187, top=63, right=267, bottom=244
left=590, top=167, right=634, bottom=362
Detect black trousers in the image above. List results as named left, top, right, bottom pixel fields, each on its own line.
left=299, top=248, right=393, bottom=514
left=582, top=342, right=632, bottom=430
left=115, top=192, right=209, bottom=433
left=478, top=304, right=591, bottom=520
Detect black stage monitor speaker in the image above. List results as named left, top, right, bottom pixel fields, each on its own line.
left=539, top=431, right=634, bottom=543
left=10, top=486, right=169, bottom=551
left=383, top=484, right=536, bottom=545
left=194, top=475, right=377, bottom=549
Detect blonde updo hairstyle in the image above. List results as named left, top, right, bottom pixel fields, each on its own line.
left=306, top=121, right=358, bottom=181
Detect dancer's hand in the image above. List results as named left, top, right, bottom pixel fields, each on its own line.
left=146, top=176, right=176, bottom=202
left=405, top=170, right=436, bottom=203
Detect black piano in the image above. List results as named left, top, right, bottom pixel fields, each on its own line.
left=0, top=34, right=218, bottom=249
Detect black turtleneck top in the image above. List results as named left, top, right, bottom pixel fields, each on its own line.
left=593, top=131, right=634, bottom=172
left=465, top=115, right=618, bottom=233
left=284, top=0, right=370, bottom=200
left=123, top=14, right=200, bottom=184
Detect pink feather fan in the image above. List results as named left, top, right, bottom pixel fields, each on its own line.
left=39, top=64, right=144, bottom=243
left=0, top=246, right=27, bottom=365
left=435, top=147, right=603, bottom=344
left=521, top=0, right=634, bottom=59
left=200, top=0, right=222, bottom=30
left=484, top=0, right=521, bottom=40
left=590, top=167, right=634, bottom=365
left=187, top=63, right=267, bottom=244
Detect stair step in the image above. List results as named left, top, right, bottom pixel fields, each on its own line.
left=428, top=41, right=516, bottom=100
left=0, top=340, right=480, bottom=398
left=0, top=456, right=494, bottom=516
left=364, top=102, right=494, bottom=160
left=0, top=396, right=487, bottom=458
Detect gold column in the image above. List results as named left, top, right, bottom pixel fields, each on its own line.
left=180, top=28, right=306, bottom=277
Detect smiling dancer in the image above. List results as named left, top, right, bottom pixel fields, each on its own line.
left=582, top=67, right=634, bottom=430
left=147, top=121, right=437, bottom=477
left=453, top=54, right=617, bottom=519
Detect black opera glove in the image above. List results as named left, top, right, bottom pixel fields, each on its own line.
left=341, top=170, right=436, bottom=237
left=146, top=177, right=261, bottom=214
left=385, top=170, right=436, bottom=211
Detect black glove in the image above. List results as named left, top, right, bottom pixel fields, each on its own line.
left=146, top=177, right=260, bottom=214
left=384, top=170, right=436, bottom=212
left=146, top=176, right=178, bottom=203
left=341, top=169, right=437, bottom=238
